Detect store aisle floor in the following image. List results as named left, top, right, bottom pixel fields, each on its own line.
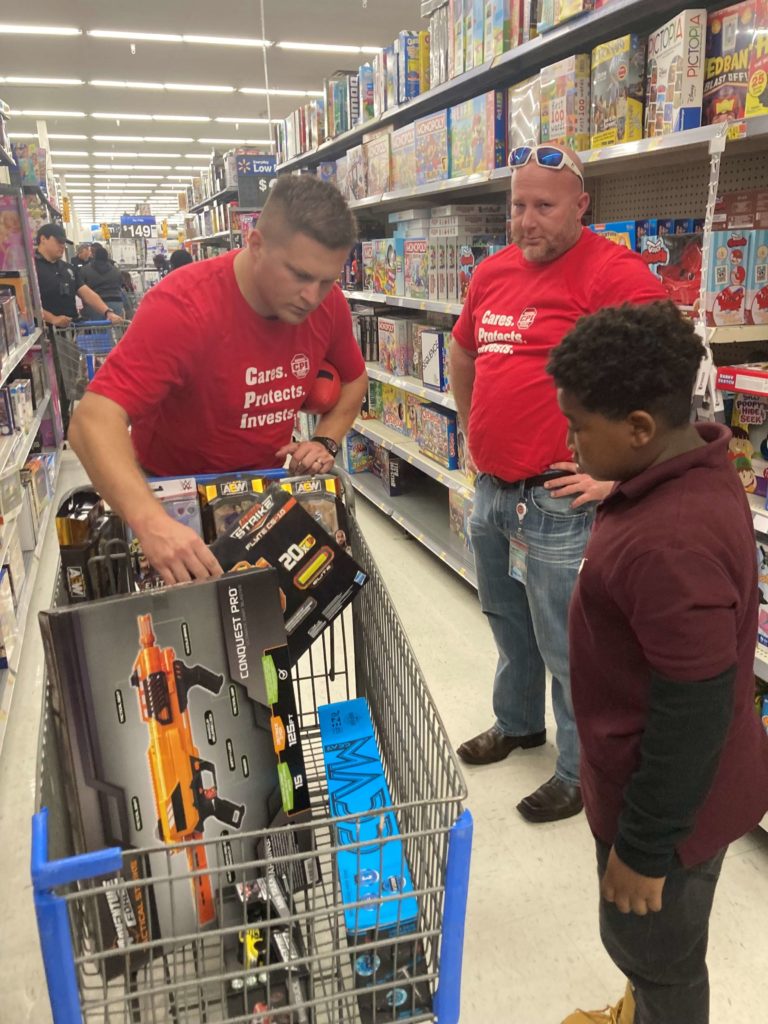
left=3, top=480, right=767, bottom=1024
left=353, top=499, right=768, bottom=1024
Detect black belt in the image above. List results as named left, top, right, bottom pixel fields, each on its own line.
left=488, top=472, right=559, bottom=490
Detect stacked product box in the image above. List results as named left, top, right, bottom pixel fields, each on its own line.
left=390, top=123, right=418, bottom=191
left=364, top=130, right=392, bottom=196
left=358, top=62, right=376, bottom=123
left=448, top=489, right=474, bottom=552
left=372, top=238, right=405, bottom=295
left=540, top=54, right=591, bottom=150
left=428, top=203, right=506, bottom=301
left=590, top=35, right=646, bottom=147
left=640, top=229, right=704, bottom=311
left=507, top=75, right=541, bottom=150
left=378, top=317, right=414, bottom=376
left=397, top=31, right=422, bottom=103
left=0, top=271, right=34, bottom=336
left=403, top=239, right=430, bottom=299
left=644, top=8, right=707, bottom=136
left=589, top=221, right=638, bottom=249
left=347, top=145, right=368, bottom=201
left=747, top=0, right=768, bottom=118
left=419, top=404, right=459, bottom=468
left=449, top=90, right=507, bottom=177
left=703, top=1, right=757, bottom=124
left=415, top=109, right=451, bottom=184
left=420, top=329, right=450, bottom=391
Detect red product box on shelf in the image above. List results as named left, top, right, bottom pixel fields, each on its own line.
left=716, top=363, right=768, bottom=394
left=703, top=1, right=757, bottom=124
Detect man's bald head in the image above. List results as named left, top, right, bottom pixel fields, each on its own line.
left=509, top=145, right=590, bottom=263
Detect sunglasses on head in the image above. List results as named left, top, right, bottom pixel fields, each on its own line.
left=508, top=145, right=584, bottom=185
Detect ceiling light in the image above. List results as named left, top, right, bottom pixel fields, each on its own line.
left=182, top=34, right=270, bottom=47
left=142, top=152, right=182, bottom=158
left=197, top=137, right=273, bottom=145
left=2, top=75, right=84, bottom=86
left=51, top=150, right=89, bottom=156
left=0, top=24, right=81, bottom=36
left=53, top=162, right=90, bottom=168
left=90, top=80, right=164, bottom=90
left=93, top=173, right=166, bottom=179
left=92, top=113, right=155, bottom=121
left=10, top=109, right=86, bottom=118
left=7, top=132, right=35, bottom=139
left=239, top=87, right=323, bottom=97
left=153, top=114, right=210, bottom=122
left=61, top=173, right=92, bottom=178
left=92, top=151, right=137, bottom=157
left=165, top=83, right=233, bottom=93
left=215, top=117, right=272, bottom=125
left=92, top=134, right=145, bottom=142
left=144, top=136, right=194, bottom=143
left=88, top=29, right=183, bottom=43
left=182, top=152, right=212, bottom=158
left=173, top=165, right=206, bottom=171
left=93, top=163, right=172, bottom=170
left=49, top=133, right=88, bottom=140
left=276, top=41, right=380, bottom=54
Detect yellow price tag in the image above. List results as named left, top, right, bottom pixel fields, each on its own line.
left=727, top=121, right=747, bottom=141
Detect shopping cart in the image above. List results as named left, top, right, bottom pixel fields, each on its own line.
left=32, top=474, right=473, bottom=1024
left=49, top=320, right=130, bottom=434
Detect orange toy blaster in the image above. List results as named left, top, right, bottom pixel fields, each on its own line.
left=131, top=613, right=245, bottom=925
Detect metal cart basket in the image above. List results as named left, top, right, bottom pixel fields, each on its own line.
left=49, top=320, right=129, bottom=433
left=32, top=490, right=473, bottom=1024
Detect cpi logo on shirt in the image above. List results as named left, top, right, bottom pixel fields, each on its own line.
left=518, top=307, right=537, bottom=330
left=291, top=353, right=311, bottom=379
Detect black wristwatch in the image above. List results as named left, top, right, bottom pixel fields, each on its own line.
left=312, top=435, right=339, bottom=457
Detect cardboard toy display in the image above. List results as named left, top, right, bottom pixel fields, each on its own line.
left=196, top=472, right=269, bottom=542
left=39, top=567, right=310, bottom=958
left=212, top=485, right=368, bottom=661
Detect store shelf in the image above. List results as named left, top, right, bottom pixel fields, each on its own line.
left=717, top=362, right=768, bottom=397
left=0, top=392, right=52, bottom=478
left=21, top=184, right=61, bottom=219
left=345, top=290, right=463, bottom=316
left=0, top=451, right=60, bottom=758
left=351, top=471, right=476, bottom=588
left=365, top=363, right=457, bottom=410
left=187, top=230, right=239, bottom=246
left=353, top=417, right=473, bottom=498
left=187, top=185, right=237, bottom=214
left=277, top=0, right=707, bottom=171
left=0, top=328, right=42, bottom=390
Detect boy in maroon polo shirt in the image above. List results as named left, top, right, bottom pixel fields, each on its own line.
left=548, top=301, right=768, bottom=1024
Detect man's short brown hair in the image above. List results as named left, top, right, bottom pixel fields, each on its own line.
left=259, top=174, right=358, bottom=251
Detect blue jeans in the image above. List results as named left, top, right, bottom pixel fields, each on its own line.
left=469, top=473, right=594, bottom=785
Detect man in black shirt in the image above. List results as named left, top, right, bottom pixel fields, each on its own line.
left=35, top=224, right=123, bottom=327
left=71, top=242, right=92, bottom=270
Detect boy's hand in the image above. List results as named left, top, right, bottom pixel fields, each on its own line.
left=546, top=461, right=614, bottom=508
left=601, top=846, right=666, bottom=916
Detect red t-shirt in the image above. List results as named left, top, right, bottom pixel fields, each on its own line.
left=570, top=424, right=768, bottom=865
left=452, top=229, right=667, bottom=481
left=89, top=250, right=365, bottom=475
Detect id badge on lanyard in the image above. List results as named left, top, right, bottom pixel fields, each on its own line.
left=509, top=498, right=529, bottom=584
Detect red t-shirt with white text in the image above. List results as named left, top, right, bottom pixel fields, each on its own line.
left=452, top=229, right=667, bottom=481
left=89, top=250, right=365, bottom=475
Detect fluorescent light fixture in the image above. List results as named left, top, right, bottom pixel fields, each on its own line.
left=144, top=136, right=194, bottom=142
left=182, top=34, right=270, bottom=47
left=183, top=152, right=212, bottom=158
left=51, top=150, right=89, bottom=156
left=90, top=80, right=164, bottom=90
left=7, top=132, right=35, bottom=139
left=153, top=114, right=211, bottom=122
left=10, top=109, right=86, bottom=117
left=48, top=133, right=88, bottom=140
left=93, top=164, right=172, bottom=170
left=0, top=24, right=81, bottom=36
left=88, top=29, right=183, bottom=42
left=197, top=137, right=273, bottom=145
left=92, top=135, right=145, bottom=142
left=53, top=162, right=90, bottom=168
left=165, top=83, right=233, bottom=93
left=239, top=87, right=323, bottom=97
left=277, top=41, right=380, bottom=54
left=92, top=113, right=155, bottom=121
left=215, top=117, right=272, bottom=124
left=143, top=152, right=182, bottom=158
left=2, top=75, right=84, bottom=86
left=174, top=165, right=205, bottom=171
left=92, top=173, right=166, bottom=179
left=92, top=151, right=138, bottom=157
left=61, top=173, right=92, bottom=178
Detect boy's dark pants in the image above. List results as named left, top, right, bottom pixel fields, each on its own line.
left=596, top=839, right=727, bottom=1024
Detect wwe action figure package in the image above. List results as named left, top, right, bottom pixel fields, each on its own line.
left=39, top=567, right=310, bottom=962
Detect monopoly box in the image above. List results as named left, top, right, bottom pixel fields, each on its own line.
left=403, top=238, right=429, bottom=299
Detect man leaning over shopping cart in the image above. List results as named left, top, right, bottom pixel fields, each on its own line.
left=34, top=223, right=124, bottom=327
left=68, top=175, right=368, bottom=586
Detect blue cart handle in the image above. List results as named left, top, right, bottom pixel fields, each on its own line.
left=32, top=808, right=123, bottom=890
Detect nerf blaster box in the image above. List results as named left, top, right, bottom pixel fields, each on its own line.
left=212, top=485, right=368, bottom=661
left=39, top=567, right=310, bottom=961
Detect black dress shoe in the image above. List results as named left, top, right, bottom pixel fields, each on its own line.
left=457, top=725, right=546, bottom=765
left=517, top=774, right=583, bottom=823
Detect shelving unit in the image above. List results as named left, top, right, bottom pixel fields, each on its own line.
left=345, top=290, right=463, bottom=317
left=187, top=185, right=238, bottom=216
left=186, top=229, right=242, bottom=247
left=21, top=184, right=61, bottom=221
left=365, top=362, right=457, bottom=410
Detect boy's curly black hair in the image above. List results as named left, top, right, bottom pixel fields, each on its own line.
left=547, top=300, right=705, bottom=427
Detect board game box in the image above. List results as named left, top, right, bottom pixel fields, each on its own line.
left=363, top=132, right=391, bottom=196
left=706, top=228, right=751, bottom=325
left=507, top=75, right=541, bottom=150
left=390, top=123, right=417, bottom=191
left=590, top=34, right=646, bottom=147
left=449, top=90, right=507, bottom=177
left=746, top=228, right=768, bottom=323
left=418, top=404, right=459, bottom=469
left=703, top=1, right=757, bottom=124
left=403, top=239, right=429, bottom=299
left=540, top=53, right=591, bottom=151
left=589, top=221, right=637, bottom=249
left=645, top=8, right=707, bottom=136
left=347, top=144, right=368, bottom=200
left=378, top=317, right=413, bottom=376
left=414, top=109, right=451, bottom=185
left=746, top=0, right=768, bottom=117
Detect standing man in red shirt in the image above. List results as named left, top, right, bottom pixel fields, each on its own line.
left=68, top=176, right=367, bottom=585
left=450, top=145, right=666, bottom=822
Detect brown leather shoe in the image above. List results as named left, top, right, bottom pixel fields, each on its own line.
left=457, top=725, right=546, bottom=765
left=517, top=774, right=583, bottom=823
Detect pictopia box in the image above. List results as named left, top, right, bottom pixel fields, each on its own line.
left=390, top=122, right=417, bottom=191
left=590, top=34, right=646, bottom=147
left=540, top=53, right=591, bottom=150
left=414, top=109, right=450, bottom=185
left=39, top=567, right=307, bottom=950
left=645, top=8, right=707, bottom=136
left=212, top=485, right=368, bottom=661
left=449, top=90, right=507, bottom=177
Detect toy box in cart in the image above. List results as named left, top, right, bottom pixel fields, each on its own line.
left=38, top=567, right=311, bottom=965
